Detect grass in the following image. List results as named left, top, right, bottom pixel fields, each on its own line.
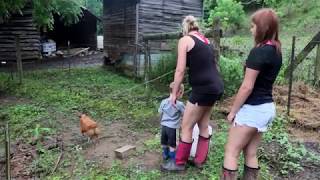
left=0, top=68, right=162, bottom=130
left=2, top=66, right=318, bottom=179
left=0, top=67, right=165, bottom=178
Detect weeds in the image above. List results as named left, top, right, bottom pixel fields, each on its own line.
left=262, top=116, right=319, bottom=176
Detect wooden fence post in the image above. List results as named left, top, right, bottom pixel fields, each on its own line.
left=144, top=41, right=149, bottom=89
left=212, top=18, right=221, bottom=62
left=15, top=36, right=23, bottom=84
left=5, top=122, right=11, bottom=180
left=314, top=44, right=320, bottom=86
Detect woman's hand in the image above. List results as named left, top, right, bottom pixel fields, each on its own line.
left=227, top=112, right=236, bottom=123
left=170, top=93, right=177, bottom=106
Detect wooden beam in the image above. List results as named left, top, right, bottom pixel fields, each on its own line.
left=16, top=37, right=23, bottom=85
left=142, top=29, right=214, bottom=41
left=212, top=18, right=221, bottom=62
left=284, top=31, right=320, bottom=77
left=144, top=41, right=149, bottom=89
left=5, top=122, right=11, bottom=180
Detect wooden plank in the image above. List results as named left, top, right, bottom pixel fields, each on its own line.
left=212, top=18, right=221, bottom=62
left=0, top=43, right=41, bottom=48
left=114, top=145, right=136, bottom=159
left=0, top=35, right=41, bottom=40
left=0, top=31, right=40, bottom=35
left=284, top=31, right=320, bottom=76
left=143, top=29, right=214, bottom=41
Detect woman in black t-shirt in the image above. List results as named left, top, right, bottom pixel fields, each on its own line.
left=221, top=9, right=282, bottom=180
left=161, top=15, right=224, bottom=171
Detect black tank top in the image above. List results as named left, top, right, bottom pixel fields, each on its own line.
left=186, top=35, right=224, bottom=94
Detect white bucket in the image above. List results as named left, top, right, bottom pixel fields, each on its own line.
left=97, top=36, right=104, bottom=50
left=190, top=124, right=213, bottom=158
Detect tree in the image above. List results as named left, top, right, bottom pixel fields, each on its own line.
left=82, top=0, right=102, bottom=18
left=203, top=0, right=217, bottom=20
left=207, top=0, right=245, bottom=30
left=0, top=0, right=83, bottom=29
left=81, top=0, right=103, bottom=35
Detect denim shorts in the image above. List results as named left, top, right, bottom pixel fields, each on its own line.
left=234, top=102, right=276, bottom=132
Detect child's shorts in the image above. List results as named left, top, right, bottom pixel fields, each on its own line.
left=234, top=102, right=276, bottom=132
left=161, top=125, right=176, bottom=147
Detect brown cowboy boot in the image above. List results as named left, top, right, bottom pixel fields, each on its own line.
left=242, top=165, right=260, bottom=180
left=221, top=167, right=238, bottom=180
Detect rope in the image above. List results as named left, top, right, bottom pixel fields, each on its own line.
left=108, top=69, right=176, bottom=98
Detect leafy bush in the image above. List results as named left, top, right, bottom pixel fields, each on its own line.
left=207, top=0, right=245, bottom=30
left=149, top=41, right=177, bottom=86
left=219, top=55, right=244, bottom=97
left=203, top=0, right=217, bottom=20
left=150, top=53, right=176, bottom=85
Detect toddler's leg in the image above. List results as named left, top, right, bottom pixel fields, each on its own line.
left=168, top=146, right=176, bottom=160
left=161, top=126, right=169, bottom=160
left=168, top=128, right=177, bottom=160
left=162, top=145, right=169, bottom=160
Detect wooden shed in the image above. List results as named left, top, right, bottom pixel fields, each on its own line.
left=0, top=4, right=41, bottom=62
left=0, top=6, right=99, bottom=62
left=46, top=8, right=100, bottom=49
left=103, top=0, right=203, bottom=64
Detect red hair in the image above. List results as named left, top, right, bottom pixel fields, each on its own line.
left=251, top=8, right=281, bottom=53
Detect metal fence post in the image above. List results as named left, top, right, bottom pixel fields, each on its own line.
left=287, top=36, right=296, bottom=116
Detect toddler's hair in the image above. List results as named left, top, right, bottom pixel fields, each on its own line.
left=169, top=82, right=184, bottom=93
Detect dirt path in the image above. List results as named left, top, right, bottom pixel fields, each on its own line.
left=61, top=119, right=161, bottom=171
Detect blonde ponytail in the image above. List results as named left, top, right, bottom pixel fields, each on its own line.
left=182, top=15, right=199, bottom=35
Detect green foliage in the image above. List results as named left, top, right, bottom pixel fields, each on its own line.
left=0, top=0, right=26, bottom=19
left=150, top=41, right=177, bottom=86
left=263, top=0, right=297, bottom=9
left=207, top=0, right=245, bottom=29
left=0, top=0, right=83, bottom=29
left=31, top=148, right=60, bottom=175
left=34, top=0, right=84, bottom=29
left=203, top=0, right=217, bottom=20
left=32, top=124, right=52, bottom=142
left=219, top=55, right=243, bottom=97
left=0, top=104, right=52, bottom=140
left=82, top=0, right=102, bottom=17
left=150, top=53, right=176, bottom=85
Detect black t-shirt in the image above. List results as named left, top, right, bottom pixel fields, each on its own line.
left=244, top=44, right=282, bottom=105
left=186, top=35, right=224, bottom=94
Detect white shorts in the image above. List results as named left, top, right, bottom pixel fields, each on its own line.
left=234, top=103, right=276, bottom=132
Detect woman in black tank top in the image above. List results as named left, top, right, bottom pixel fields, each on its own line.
left=161, top=16, right=224, bottom=171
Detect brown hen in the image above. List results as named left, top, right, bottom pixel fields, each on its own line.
left=79, top=114, right=100, bottom=140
